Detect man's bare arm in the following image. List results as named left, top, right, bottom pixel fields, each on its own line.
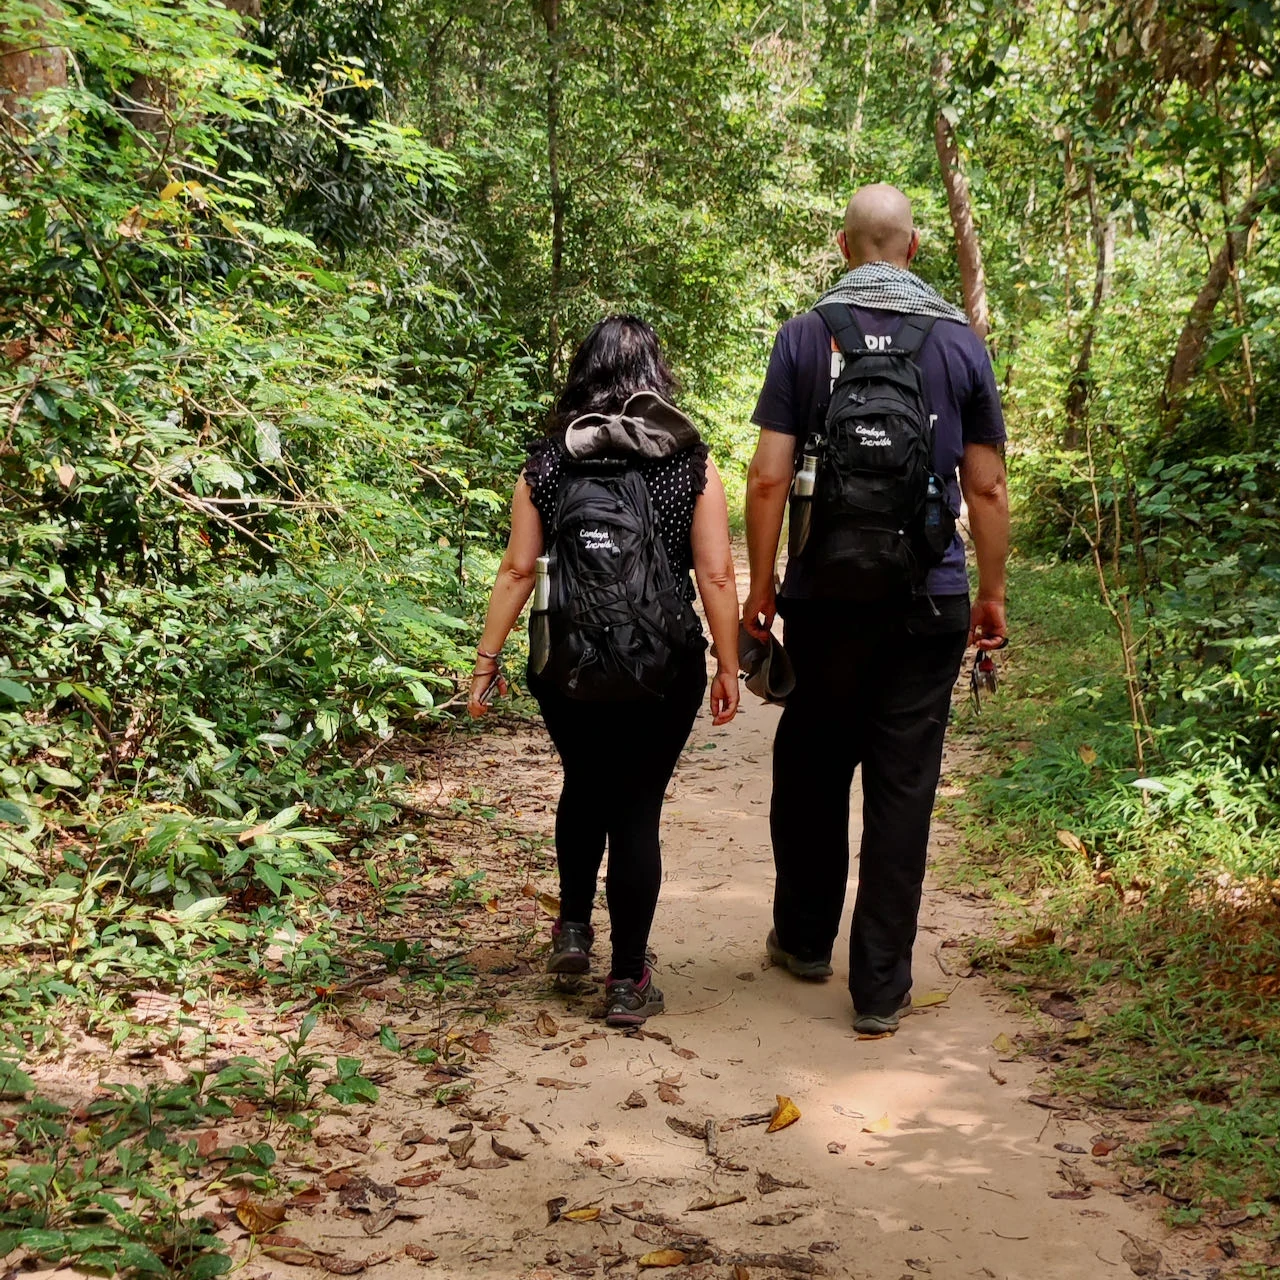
left=742, top=429, right=794, bottom=640
left=959, top=441, right=1010, bottom=648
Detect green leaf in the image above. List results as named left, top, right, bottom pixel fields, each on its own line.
left=0, top=1058, right=34, bottom=1099
left=255, top=861, right=284, bottom=895
left=0, top=678, right=33, bottom=703
left=0, top=799, right=27, bottom=825
left=378, top=1025, right=401, bottom=1052
left=187, top=1249, right=234, bottom=1279
left=32, top=764, right=82, bottom=789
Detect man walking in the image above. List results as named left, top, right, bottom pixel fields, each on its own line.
left=743, top=183, right=1009, bottom=1034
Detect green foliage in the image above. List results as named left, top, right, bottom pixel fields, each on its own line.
left=0, top=1019, right=377, bottom=1277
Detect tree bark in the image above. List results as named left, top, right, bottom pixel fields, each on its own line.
left=0, top=0, right=66, bottom=123
left=541, top=0, right=565, bottom=383
left=1160, top=144, right=1280, bottom=432
left=932, top=62, right=989, bottom=339
left=1064, top=166, right=1116, bottom=448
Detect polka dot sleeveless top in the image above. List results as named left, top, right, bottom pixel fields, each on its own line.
left=524, top=437, right=710, bottom=602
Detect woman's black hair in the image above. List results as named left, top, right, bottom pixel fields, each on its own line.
left=548, top=314, right=680, bottom=433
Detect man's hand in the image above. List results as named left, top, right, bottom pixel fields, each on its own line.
left=969, top=597, right=1007, bottom=650
left=743, top=582, right=776, bottom=642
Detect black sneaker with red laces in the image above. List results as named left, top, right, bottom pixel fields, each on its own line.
left=604, top=966, right=665, bottom=1027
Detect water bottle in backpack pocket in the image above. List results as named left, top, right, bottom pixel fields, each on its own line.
left=529, top=554, right=552, bottom=676
left=787, top=451, right=820, bottom=559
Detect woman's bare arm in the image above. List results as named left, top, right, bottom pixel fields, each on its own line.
left=691, top=460, right=741, bottom=726
left=469, top=478, right=543, bottom=716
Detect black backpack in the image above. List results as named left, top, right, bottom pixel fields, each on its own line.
left=536, top=458, right=695, bottom=701
left=796, top=304, right=955, bottom=599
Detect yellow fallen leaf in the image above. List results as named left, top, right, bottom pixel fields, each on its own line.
left=766, top=1095, right=800, bottom=1133
left=1078, top=744, right=1098, bottom=765
left=1063, top=1022, right=1094, bottom=1043
left=55, top=463, right=76, bottom=488
left=563, top=1207, right=601, bottom=1222
left=1056, top=829, right=1087, bottom=856
left=537, top=892, right=561, bottom=917
left=913, top=990, right=949, bottom=1008
left=992, top=1032, right=1013, bottom=1054
left=484, top=896, right=499, bottom=913
left=236, top=1199, right=287, bottom=1235
left=638, top=1251, right=687, bottom=1268
left=862, top=1114, right=891, bottom=1134
left=159, top=180, right=186, bottom=201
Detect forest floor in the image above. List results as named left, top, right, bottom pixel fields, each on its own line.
left=17, top=670, right=1244, bottom=1280
left=8, top=579, right=1268, bottom=1280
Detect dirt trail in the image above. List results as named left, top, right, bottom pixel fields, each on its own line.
left=281, top=663, right=1206, bottom=1280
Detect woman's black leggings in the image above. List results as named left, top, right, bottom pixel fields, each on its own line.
left=529, top=655, right=706, bottom=982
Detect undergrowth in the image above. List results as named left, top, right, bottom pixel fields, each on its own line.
left=944, top=557, right=1280, bottom=1232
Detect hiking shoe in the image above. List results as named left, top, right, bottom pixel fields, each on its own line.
left=604, top=967, right=665, bottom=1027
left=853, top=994, right=913, bottom=1035
left=547, top=920, right=593, bottom=975
left=766, top=928, right=833, bottom=980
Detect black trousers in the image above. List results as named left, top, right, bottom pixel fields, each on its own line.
left=770, top=597, right=968, bottom=1016
left=530, top=654, right=706, bottom=982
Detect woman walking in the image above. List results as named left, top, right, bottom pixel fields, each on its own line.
left=468, top=316, right=740, bottom=1027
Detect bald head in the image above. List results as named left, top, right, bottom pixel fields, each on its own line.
left=841, top=184, right=917, bottom=268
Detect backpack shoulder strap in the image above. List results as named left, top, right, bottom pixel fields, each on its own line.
left=892, top=314, right=938, bottom=358
left=814, top=302, right=862, bottom=358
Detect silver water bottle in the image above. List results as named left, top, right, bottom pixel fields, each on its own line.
left=789, top=453, right=819, bottom=557
left=529, top=554, right=551, bottom=675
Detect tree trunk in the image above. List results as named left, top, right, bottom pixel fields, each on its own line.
left=847, top=0, right=876, bottom=178
left=1064, top=166, right=1116, bottom=448
left=541, top=0, right=565, bottom=383
left=0, top=0, right=66, bottom=122
left=932, top=60, right=989, bottom=339
left=1160, top=144, right=1280, bottom=432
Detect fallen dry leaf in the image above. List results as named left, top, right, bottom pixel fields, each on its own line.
left=687, top=1192, right=746, bottom=1211
left=466, top=1157, right=509, bottom=1171
left=237, top=1200, right=288, bottom=1235
left=657, top=1082, right=684, bottom=1106
left=537, top=892, right=561, bottom=917
left=393, top=1145, right=415, bottom=1161
left=622, top=1091, right=648, bottom=1109
left=757, top=1171, right=808, bottom=1195
left=535, top=1011, right=559, bottom=1037
left=546, top=1196, right=567, bottom=1224
left=491, top=1136, right=527, bottom=1161
left=1120, top=1233, right=1162, bottom=1277
left=863, top=1114, right=891, bottom=1134
left=672, top=1046, right=697, bottom=1060
left=1056, top=829, right=1086, bottom=856
left=403, top=1245, right=438, bottom=1263
left=810, top=1241, right=839, bottom=1253
left=913, top=990, right=949, bottom=1008
left=767, top=1095, right=801, bottom=1133
left=563, top=1207, right=602, bottom=1222
left=448, top=1132, right=476, bottom=1160
left=232, top=1099, right=257, bottom=1119
left=638, top=1251, right=687, bottom=1268
left=1092, top=1138, right=1121, bottom=1157
left=827, top=1141, right=846, bottom=1154
left=992, top=1033, right=1013, bottom=1054
left=1048, top=1189, right=1092, bottom=1200
left=1078, top=744, right=1098, bottom=765
left=259, top=1235, right=306, bottom=1249
left=196, top=1129, right=219, bottom=1157
left=1063, top=1022, right=1094, bottom=1043
left=753, top=1210, right=804, bottom=1226
left=1054, top=1143, right=1087, bottom=1154
left=319, top=1256, right=366, bottom=1275
left=537, top=1077, right=585, bottom=1090
left=570, top=1055, right=587, bottom=1068
left=263, top=1246, right=319, bottom=1267
left=286, top=1187, right=326, bottom=1209
left=1039, top=991, right=1084, bottom=1021
left=394, top=1172, right=441, bottom=1188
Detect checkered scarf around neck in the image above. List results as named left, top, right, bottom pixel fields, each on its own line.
left=814, top=261, right=969, bottom=324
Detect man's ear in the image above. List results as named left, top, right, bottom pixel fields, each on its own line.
left=836, top=228, right=851, bottom=264
left=906, top=228, right=920, bottom=264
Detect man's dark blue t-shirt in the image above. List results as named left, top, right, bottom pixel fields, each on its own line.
left=752, top=306, right=1006, bottom=599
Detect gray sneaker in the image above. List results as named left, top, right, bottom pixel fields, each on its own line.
left=853, top=994, right=913, bottom=1035
left=604, top=967, right=665, bottom=1027
left=766, top=929, right=833, bottom=980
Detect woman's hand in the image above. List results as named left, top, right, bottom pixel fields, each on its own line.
left=467, top=663, right=508, bottom=718
left=709, top=666, right=740, bottom=726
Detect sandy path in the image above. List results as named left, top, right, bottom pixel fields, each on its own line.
left=285, top=666, right=1201, bottom=1280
